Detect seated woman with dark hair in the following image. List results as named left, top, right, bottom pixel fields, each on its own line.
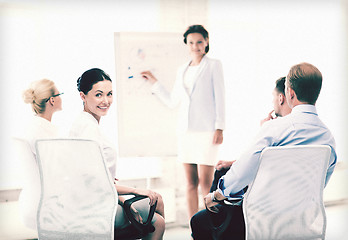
left=69, top=68, right=165, bottom=240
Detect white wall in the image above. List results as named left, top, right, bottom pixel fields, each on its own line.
left=208, top=0, right=347, bottom=162
left=0, top=0, right=162, bottom=189
left=0, top=0, right=347, bottom=189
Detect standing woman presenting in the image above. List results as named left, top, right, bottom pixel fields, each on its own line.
left=141, top=25, right=225, bottom=219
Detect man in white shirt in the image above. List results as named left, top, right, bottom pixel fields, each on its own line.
left=190, top=62, right=337, bottom=240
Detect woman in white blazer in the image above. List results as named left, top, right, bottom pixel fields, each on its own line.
left=19, top=79, right=63, bottom=230
left=141, top=25, right=225, bottom=219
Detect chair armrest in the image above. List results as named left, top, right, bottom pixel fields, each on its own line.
left=123, top=195, right=157, bottom=234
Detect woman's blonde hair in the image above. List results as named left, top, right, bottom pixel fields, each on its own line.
left=23, top=79, right=56, bottom=114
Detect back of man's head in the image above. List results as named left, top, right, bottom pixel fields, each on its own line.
left=287, top=62, right=322, bottom=105
left=275, top=77, right=286, bottom=95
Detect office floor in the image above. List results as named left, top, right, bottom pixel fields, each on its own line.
left=1, top=201, right=346, bottom=240
left=163, top=201, right=348, bottom=240
left=1, top=161, right=347, bottom=240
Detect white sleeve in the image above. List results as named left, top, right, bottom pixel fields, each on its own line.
left=217, top=122, right=275, bottom=197
left=212, top=60, right=225, bottom=130
left=70, top=118, right=117, bottom=179
left=151, top=69, right=183, bottom=109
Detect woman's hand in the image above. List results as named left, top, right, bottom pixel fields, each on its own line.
left=213, top=129, right=223, bottom=144
left=130, top=205, right=143, bottom=223
left=215, top=160, right=236, bottom=171
left=115, top=185, right=160, bottom=206
left=140, top=71, right=158, bottom=84
left=134, top=189, right=160, bottom=206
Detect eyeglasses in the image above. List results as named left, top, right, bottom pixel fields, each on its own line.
left=45, top=92, right=64, bottom=102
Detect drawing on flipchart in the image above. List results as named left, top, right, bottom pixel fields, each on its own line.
left=120, top=43, right=182, bottom=97
left=114, top=32, right=188, bottom=157
left=124, top=47, right=155, bottom=96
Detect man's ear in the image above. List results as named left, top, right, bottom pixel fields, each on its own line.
left=279, top=94, right=285, bottom=105
left=288, top=88, right=296, bottom=100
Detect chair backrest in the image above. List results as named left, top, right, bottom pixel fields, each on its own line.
left=12, top=136, right=39, bottom=191
left=12, top=137, right=37, bottom=183
left=35, top=139, right=117, bottom=240
left=242, top=145, right=331, bottom=240
left=12, top=137, right=41, bottom=230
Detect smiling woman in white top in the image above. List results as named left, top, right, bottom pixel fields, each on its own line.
left=19, top=79, right=63, bottom=230
left=69, top=68, right=165, bottom=240
left=141, top=24, right=226, bottom=219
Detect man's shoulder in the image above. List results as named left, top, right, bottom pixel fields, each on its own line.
left=262, top=115, right=292, bottom=129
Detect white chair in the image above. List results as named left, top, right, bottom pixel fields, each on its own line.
left=35, top=139, right=118, bottom=240
left=12, top=137, right=41, bottom=232
left=243, top=145, right=331, bottom=240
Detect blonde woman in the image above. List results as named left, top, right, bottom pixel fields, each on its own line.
left=19, top=79, right=63, bottom=230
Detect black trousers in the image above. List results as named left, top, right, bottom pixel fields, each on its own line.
left=190, top=168, right=245, bottom=240
left=190, top=203, right=245, bottom=240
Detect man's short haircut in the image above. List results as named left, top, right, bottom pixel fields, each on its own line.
left=275, top=77, right=286, bottom=95
left=287, top=62, right=322, bottom=105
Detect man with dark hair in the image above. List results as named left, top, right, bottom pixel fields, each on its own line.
left=190, top=62, right=337, bottom=240
left=217, top=76, right=292, bottom=171
left=260, top=76, right=292, bottom=125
